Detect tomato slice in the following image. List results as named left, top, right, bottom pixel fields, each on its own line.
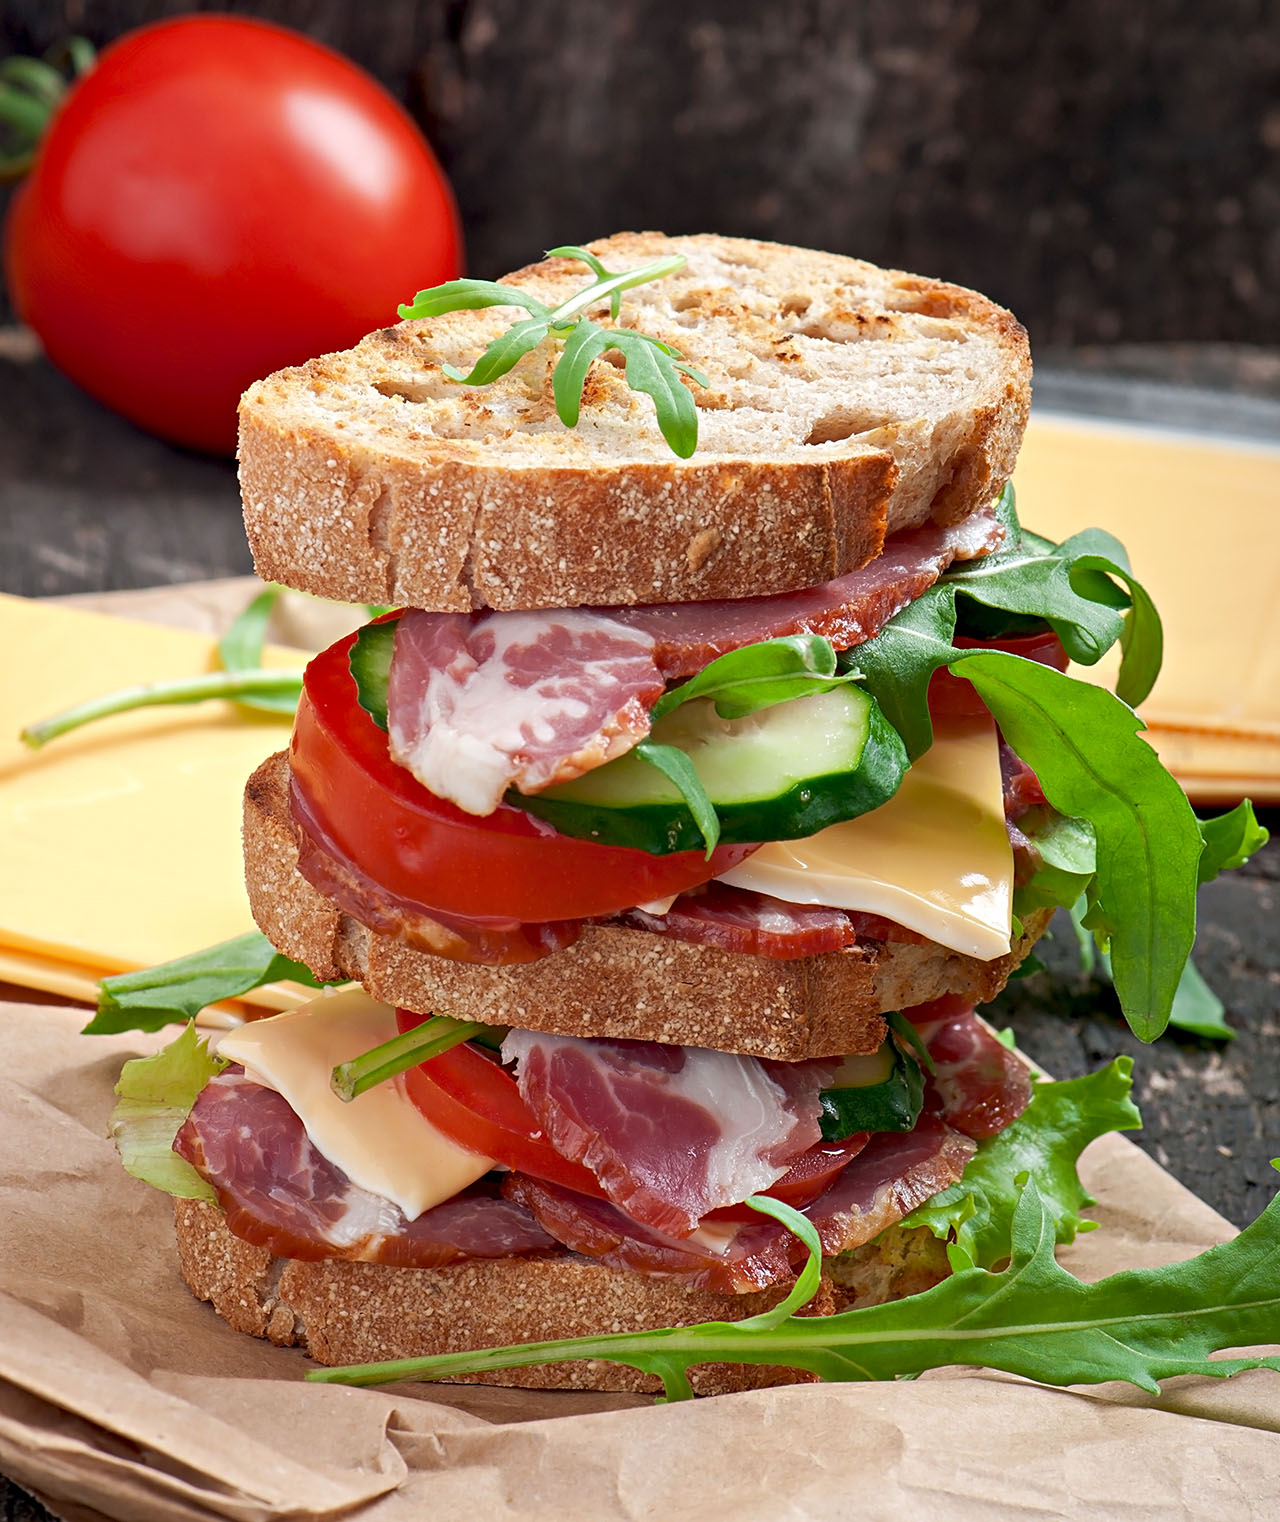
left=291, top=630, right=759, bottom=923
left=397, top=1015, right=608, bottom=1195
left=927, top=629, right=1068, bottom=718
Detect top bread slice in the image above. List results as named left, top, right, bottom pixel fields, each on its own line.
left=239, top=232, right=1030, bottom=611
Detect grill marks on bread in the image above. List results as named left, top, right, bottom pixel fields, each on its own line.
left=239, top=233, right=1029, bottom=611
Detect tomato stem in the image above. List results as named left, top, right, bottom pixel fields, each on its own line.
left=0, top=37, right=94, bottom=181
left=331, top=1015, right=489, bottom=1102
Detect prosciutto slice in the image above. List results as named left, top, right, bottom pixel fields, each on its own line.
left=620, top=882, right=926, bottom=958
left=501, top=1029, right=837, bottom=1237
left=174, top=1068, right=557, bottom=1267
left=917, top=1006, right=1034, bottom=1139
left=387, top=609, right=665, bottom=815
left=503, top=1114, right=974, bottom=1293
left=384, top=509, right=1002, bottom=816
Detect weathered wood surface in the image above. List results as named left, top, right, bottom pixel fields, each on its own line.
left=3, top=0, right=1279, bottom=345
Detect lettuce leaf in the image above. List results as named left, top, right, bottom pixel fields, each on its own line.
left=109, top=1023, right=225, bottom=1202
left=899, top=1057, right=1141, bottom=1269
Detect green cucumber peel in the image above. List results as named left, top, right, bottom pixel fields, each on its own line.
left=331, top=1015, right=489, bottom=1102
left=88, top=931, right=328, bottom=1035
left=109, top=1023, right=227, bottom=1202
left=349, top=619, right=398, bottom=731
left=818, top=1039, right=925, bottom=1140
left=397, top=249, right=708, bottom=457
left=901, top=1057, right=1141, bottom=1270
left=307, top=1170, right=1280, bottom=1400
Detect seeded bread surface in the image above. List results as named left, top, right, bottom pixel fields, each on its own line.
left=239, top=232, right=1030, bottom=611
left=173, top=1197, right=950, bottom=1395
left=243, top=751, right=1050, bottom=1060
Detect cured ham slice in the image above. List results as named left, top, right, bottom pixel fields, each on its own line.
left=620, top=882, right=926, bottom=958
left=501, top=1029, right=837, bottom=1237
left=608, top=508, right=1004, bottom=678
left=917, top=1006, right=1034, bottom=1139
left=503, top=1113, right=974, bottom=1293
left=174, top=1068, right=557, bottom=1267
left=388, top=608, right=665, bottom=815
left=384, top=508, right=1002, bottom=816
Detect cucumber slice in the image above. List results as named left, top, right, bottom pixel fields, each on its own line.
left=349, top=620, right=397, bottom=731
left=512, top=686, right=908, bottom=854
left=818, top=1041, right=926, bottom=1140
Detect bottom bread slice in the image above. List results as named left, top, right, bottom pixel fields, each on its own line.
left=174, top=1198, right=950, bottom=1396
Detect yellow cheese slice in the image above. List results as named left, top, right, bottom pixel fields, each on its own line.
left=717, top=714, right=1013, bottom=961
left=1014, top=415, right=1280, bottom=739
left=0, top=593, right=302, bottom=986
left=215, top=987, right=494, bottom=1220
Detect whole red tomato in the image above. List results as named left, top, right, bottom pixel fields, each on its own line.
left=4, top=16, right=461, bottom=454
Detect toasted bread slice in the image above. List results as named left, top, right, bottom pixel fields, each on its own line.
left=174, top=1197, right=949, bottom=1394
left=243, top=751, right=1049, bottom=1061
left=239, top=233, right=1030, bottom=612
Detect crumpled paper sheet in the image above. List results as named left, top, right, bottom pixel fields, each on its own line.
left=4, top=1003, right=1279, bottom=1522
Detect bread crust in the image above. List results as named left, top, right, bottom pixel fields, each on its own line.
left=239, top=232, right=1030, bottom=611
left=244, top=750, right=1050, bottom=1061
left=173, top=1197, right=949, bottom=1395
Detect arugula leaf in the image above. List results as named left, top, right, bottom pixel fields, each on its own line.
left=901, top=1058, right=1141, bottom=1269
left=109, top=1023, right=226, bottom=1202
left=397, top=280, right=550, bottom=321
left=308, top=1177, right=1280, bottom=1398
left=1011, top=807, right=1098, bottom=917
left=633, top=739, right=721, bottom=855
left=442, top=315, right=550, bottom=386
left=845, top=583, right=957, bottom=760
left=650, top=635, right=858, bottom=722
left=214, top=584, right=301, bottom=715
left=1199, top=800, right=1269, bottom=884
left=957, top=652, right=1202, bottom=1042
left=1067, top=898, right=1236, bottom=1041
left=87, top=930, right=326, bottom=1035
left=398, top=250, right=707, bottom=457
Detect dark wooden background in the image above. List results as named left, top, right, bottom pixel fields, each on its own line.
left=3, top=0, right=1280, bottom=346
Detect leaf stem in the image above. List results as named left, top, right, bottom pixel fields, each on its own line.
left=547, top=254, right=687, bottom=328
left=20, top=669, right=304, bottom=748
left=330, top=1015, right=489, bottom=1102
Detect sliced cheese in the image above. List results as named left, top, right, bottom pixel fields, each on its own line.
left=215, top=987, right=494, bottom=1220
left=717, top=714, right=1013, bottom=961
left=0, top=593, right=301, bottom=984
left=1014, top=414, right=1280, bottom=739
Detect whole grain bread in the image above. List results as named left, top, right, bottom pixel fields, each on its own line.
left=173, top=1197, right=949, bottom=1395
left=244, top=750, right=1050, bottom=1061
left=239, top=232, right=1030, bottom=612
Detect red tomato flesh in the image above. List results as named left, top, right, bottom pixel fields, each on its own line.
left=397, top=1012, right=873, bottom=1218
left=927, top=629, right=1068, bottom=718
left=5, top=16, right=461, bottom=453
left=292, top=632, right=758, bottom=923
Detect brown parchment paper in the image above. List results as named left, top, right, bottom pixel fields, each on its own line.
left=4, top=581, right=1280, bottom=1521
left=4, top=1001, right=1280, bottom=1522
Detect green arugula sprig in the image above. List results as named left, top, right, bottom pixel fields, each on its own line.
left=330, top=1014, right=489, bottom=1101
left=87, top=930, right=328, bottom=1035
left=307, top=1173, right=1280, bottom=1399
left=635, top=634, right=861, bottom=856
left=20, top=584, right=305, bottom=748
left=397, top=246, right=709, bottom=457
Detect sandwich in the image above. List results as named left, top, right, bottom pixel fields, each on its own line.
left=106, top=233, right=1262, bottom=1396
